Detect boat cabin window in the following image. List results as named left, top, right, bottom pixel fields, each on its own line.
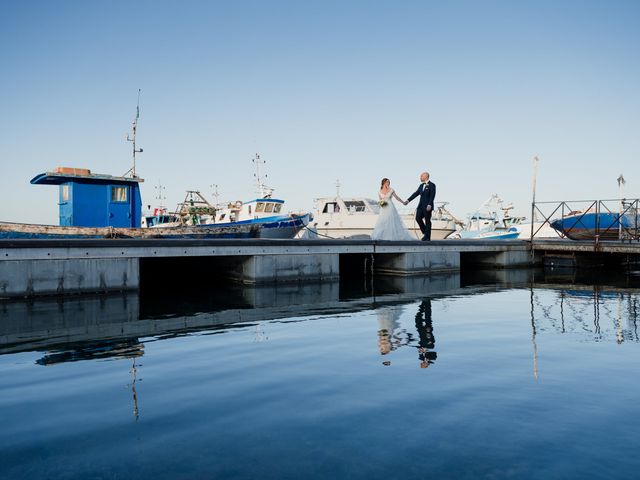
left=61, top=185, right=70, bottom=202
left=344, top=200, right=366, bottom=212
left=322, top=202, right=340, bottom=213
left=111, top=186, right=128, bottom=203
left=274, top=204, right=282, bottom=213
left=248, top=205, right=252, bottom=215
left=256, top=202, right=265, bottom=212
left=264, top=203, right=274, bottom=213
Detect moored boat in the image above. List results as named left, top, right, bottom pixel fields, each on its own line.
left=550, top=210, right=638, bottom=241
left=149, top=155, right=312, bottom=239
left=0, top=221, right=259, bottom=239
left=448, top=194, right=526, bottom=240
left=310, top=194, right=459, bottom=239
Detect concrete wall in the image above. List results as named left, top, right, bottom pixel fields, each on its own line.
left=0, top=258, right=139, bottom=298
left=374, top=251, right=460, bottom=275
left=229, top=254, right=340, bottom=284
left=462, top=250, right=533, bottom=268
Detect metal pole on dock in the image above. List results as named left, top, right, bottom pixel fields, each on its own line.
left=530, top=156, right=539, bottom=243
left=617, top=174, right=626, bottom=240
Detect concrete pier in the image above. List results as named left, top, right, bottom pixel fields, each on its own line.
left=4, top=237, right=635, bottom=299
left=0, top=257, right=138, bottom=298
left=229, top=253, right=340, bottom=284
left=374, top=251, right=460, bottom=275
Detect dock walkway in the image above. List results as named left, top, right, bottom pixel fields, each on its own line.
left=1, top=238, right=638, bottom=298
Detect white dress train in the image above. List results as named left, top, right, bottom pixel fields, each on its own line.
left=371, top=189, right=414, bottom=241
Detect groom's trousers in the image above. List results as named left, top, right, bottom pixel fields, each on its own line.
left=416, top=206, right=432, bottom=241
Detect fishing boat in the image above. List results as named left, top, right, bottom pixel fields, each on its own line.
left=310, top=189, right=459, bottom=239
left=145, top=155, right=312, bottom=239
left=201, top=154, right=311, bottom=239
left=0, top=221, right=259, bottom=239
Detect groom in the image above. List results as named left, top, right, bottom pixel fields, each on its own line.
left=405, top=172, right=436, bottom=241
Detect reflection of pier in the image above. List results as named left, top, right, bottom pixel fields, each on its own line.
left=0, top=274, right=460, bottom=357
left=2, top=270, right=541, bottom=359
left=529, top=282, right=640, bottom=344
left=2, top=268, right=638, bottom=365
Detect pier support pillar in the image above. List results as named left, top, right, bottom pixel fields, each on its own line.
left=374, top=251, right=460, bottom=276
left=463, top=250, right=533, bottom=268
left=0, top=258, right=139, bottom=298
left=230, top=254, right=340, bottom=284
left=241, top=282, right=340, bottom=308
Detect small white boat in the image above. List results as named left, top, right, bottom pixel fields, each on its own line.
left=449, top=194, right=526, bottom=240
left=310, top=195, right=459, bottom=239
left=448, top=194, right=560, bottom=240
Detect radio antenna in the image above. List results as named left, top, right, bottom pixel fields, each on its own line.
left=124, top=89, right=143, bottom=177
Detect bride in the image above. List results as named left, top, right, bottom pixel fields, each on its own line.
left=371, top=178, right=414, bottom=241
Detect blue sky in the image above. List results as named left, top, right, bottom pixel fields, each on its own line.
left=1, top=0, right=638, bottom=223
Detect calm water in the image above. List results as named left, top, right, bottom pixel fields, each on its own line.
left=2, top=270, right=640, bottom=479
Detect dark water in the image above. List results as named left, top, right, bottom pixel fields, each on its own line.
left=2, top=270, right=640, bottom=479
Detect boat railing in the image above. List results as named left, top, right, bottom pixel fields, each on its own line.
left=531, top=198, right=640, bottom=243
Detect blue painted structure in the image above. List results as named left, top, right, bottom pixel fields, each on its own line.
left=30, top=169, right=143, bottom=228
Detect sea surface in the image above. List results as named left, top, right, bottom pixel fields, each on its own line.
left=2, top=269, right=640, bottom=479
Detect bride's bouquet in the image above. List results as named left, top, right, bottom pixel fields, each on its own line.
left=378, top=200, right=388, bottom=207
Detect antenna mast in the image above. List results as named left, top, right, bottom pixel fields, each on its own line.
left=210, top=184, right=220, bottom=205
left=125, top=89, right=144, bottom=178
left=155, top=180, right=166, bottom=210
left=252, top=153, right=273, bottom=198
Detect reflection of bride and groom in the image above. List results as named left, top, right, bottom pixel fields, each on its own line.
left=372, top=171, right=436, bottom=241
left=376, top=300, right=437, bottom=368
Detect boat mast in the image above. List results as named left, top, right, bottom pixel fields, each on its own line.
left=124, top=89, right=143, bottom=178
left=155, top=180, right=166, bottom=210
left=210, top=183, right=220, bottom=206
left=252, top=153, right=273, bottom=198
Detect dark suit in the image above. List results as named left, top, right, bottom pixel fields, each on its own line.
left=407, top=181, right=436, bottom=240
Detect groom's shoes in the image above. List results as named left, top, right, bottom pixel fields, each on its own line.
left=421, top=235, right=429, bottom=241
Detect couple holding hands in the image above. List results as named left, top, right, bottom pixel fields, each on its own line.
left=372, top=172, right=436, bottom=241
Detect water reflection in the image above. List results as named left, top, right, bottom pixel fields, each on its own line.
left=375, top=300, right=438, bottom=368
left=376, top=307, right=402, bottom=360
left=2, top=269, right=640, bottom=371
left=5, top=269, right=640, bottom=480
left=415, top=300, right=437, bottom=369
left=529, top=286, right=640, bottom=344
left=35, top=339, right=144, bottom=366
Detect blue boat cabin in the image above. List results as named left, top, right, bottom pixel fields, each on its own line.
left=31, top=167, right=144, bottom=228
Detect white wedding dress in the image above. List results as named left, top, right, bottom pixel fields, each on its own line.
left=371, top=189, right=414, bottom=241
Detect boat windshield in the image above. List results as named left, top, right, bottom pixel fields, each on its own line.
left=274, top=204, right=282, bottom=213
left=256, top=202, right=265, bottom=212
left=367, top=199, right=381, bottom=213
left=322, top=202, right=340, bottom=213
left=344, top=200, right=366, bottom=212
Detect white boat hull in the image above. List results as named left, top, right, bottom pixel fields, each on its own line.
left=311, top=196, right=459, bottom=240
left=314, top=218, right=456, bottom=240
